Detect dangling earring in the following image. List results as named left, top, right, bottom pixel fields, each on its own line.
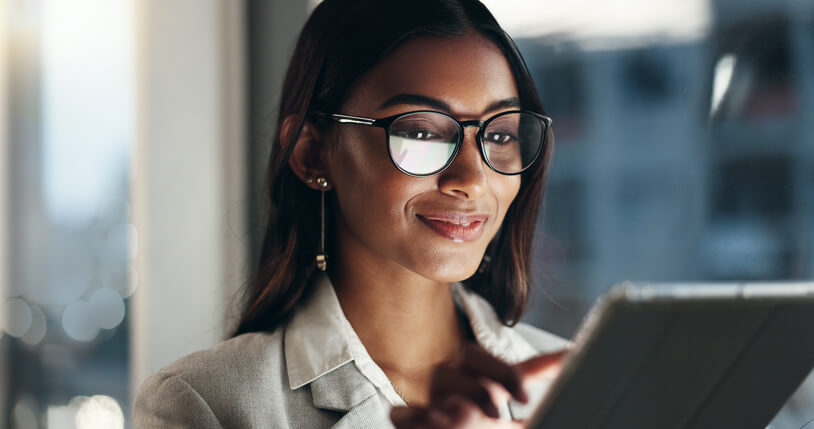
left=315, top=177, right=329, bottom=271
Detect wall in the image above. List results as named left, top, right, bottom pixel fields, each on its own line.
left=130, top=0, right=248, bottom=394
left=0, top=3, right=9, bottom=427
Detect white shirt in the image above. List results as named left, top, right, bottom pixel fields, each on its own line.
left=134, top=272, right=569, bottom=428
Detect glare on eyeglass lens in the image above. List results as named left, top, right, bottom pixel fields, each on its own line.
left=317, top=110, right=551, bottom=177
left=386, top=111, right=547, bottom=176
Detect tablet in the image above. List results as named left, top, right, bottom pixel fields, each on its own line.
left=526, top=281, right=814, bottom=429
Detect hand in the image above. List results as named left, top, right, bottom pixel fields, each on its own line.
left=390, top=344, right=567, bottom=428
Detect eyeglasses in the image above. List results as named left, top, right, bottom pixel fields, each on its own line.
left=313, top=110, right=552, bottom=177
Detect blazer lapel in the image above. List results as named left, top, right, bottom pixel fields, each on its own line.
left=307, top=361, right=394, bottom=428
left=331, top=394, right=394, bottom=429
left=283, top=273, right=400, bottom=427
left=309, top=362, right=378, bottom=411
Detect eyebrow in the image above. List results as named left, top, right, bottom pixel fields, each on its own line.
left=377, top=93, right=522, bottom=115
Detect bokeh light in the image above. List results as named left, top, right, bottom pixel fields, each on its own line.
left=21, top=302, right=47, bottom=346
left=89, top=288, right=125, bottom=330
left=4, top=297, right=33, bottom=338
left=74, top=395, right=125, bottom=429
left=62, top=300, right=99, bottom=342
left=13, top=397, right=39, bottom=429
left=47, top=395, right=126, bottom=429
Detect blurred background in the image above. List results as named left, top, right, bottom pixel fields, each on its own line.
left=0, top=0, right=812, bottom=427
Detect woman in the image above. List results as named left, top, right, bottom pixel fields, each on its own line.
left=134, top=0, right=569, bottom=427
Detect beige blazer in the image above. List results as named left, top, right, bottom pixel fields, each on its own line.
left=133, top=273, right=569, bottom=428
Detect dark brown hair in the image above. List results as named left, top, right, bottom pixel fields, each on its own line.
left=231, top=0, right=554, bottom=337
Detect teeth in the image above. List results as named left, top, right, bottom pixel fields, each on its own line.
left=420, top=215, right=483, bottom=226
left=442, top=220, right=472, bottom=226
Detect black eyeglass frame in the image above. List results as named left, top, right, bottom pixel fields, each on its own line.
left=311, top=109, right=552, bottom=177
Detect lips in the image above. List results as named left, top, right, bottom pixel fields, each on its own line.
left=416, top=213, right=489, bottom=243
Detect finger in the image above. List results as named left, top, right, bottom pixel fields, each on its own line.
left=430, top=365, right=502, bottom=419
left=425, top=408, right=454, bottom=428
left=439, top=396, right=524, bottom=429
left=514, top=349, right=568, bottom=386
left=456, top=344, right=529, bottom=403
left=439, top=395, right=484, bottom=425
left=392, top=406, right=457, bottom=429
left=477, top=376, right=513, bottom=407
left=390, top=406, right=429, bottom=429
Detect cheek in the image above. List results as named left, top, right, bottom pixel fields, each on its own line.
left=327, top=130, right=387, bottom=196
left=494, top=176, right=522, bottom=222
left=326, top=130, right=418, bottom=230
left=328, top=128, right=392, bottom=176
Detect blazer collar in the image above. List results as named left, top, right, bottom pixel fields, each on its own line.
left=284, top=272, right=376, bottom=391
left=283, top=272, right=543, bottom=415
left=450, top=283, right=540, bottom=363
left=284, top=272, right=398, bottom=418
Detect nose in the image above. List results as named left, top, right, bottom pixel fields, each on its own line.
left=437, top=127, right=487, bottom=199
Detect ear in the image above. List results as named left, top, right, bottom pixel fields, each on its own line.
left=284, top=114, right=333, bottom=190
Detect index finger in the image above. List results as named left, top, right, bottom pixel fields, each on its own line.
left=514, top=348, right=569, bottom=386
left=455, top=343, right=529, bottom=403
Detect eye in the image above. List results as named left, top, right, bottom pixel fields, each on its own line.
left=391, top=126, right=445, bottom=141
left=484, top=131, right=517, bottom=145
left=401, top=130, right=441, bottom=140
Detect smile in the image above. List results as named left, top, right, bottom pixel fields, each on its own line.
left=416, top=213, right=489, bottom=243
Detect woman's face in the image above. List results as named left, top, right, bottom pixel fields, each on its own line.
left=323, top=33, right=522, bottom=283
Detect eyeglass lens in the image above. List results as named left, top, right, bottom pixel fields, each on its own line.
left=387, top=111, right=544, bottom=176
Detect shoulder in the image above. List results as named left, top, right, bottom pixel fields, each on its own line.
left=511, top=321, right=571, bottom=354
left=452, top=283, right=570, bottom=361
left=134, top=330, right=288, bottom=428
left=154, top=330, right=284, bottom=384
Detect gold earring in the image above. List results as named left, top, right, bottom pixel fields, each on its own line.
left=315, top=177, right=328, bottom=271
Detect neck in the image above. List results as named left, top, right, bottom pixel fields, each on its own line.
left=331, top=265, right=465, bottom=369
left=328, top=229, right=470, bottom=405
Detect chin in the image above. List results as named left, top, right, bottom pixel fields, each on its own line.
left=418, top=259, right=481, bottom=284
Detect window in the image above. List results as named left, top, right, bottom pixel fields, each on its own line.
left=484, top=0, right=814, bottom=426
left=2, top=1, right=134, bottom=427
